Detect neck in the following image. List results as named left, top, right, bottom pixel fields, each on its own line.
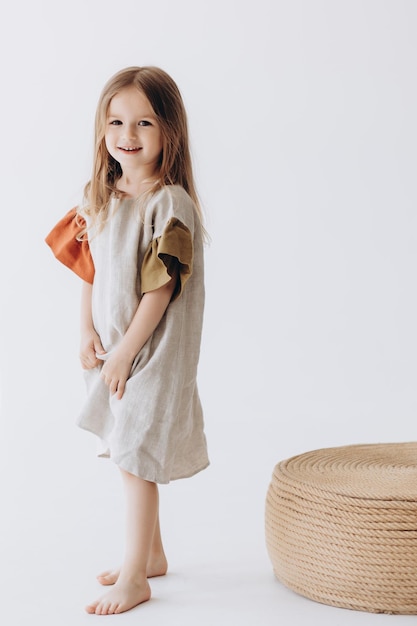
left=117, top=168, right=160, bottom=198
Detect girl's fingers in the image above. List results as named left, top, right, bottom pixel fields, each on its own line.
left=116, top=381, right=125, bottom=400
left=100, top=373, right=126, bottom=399
left=101, top=373, right=117, bottom=395
left=94, top=338, right=106, bottom=355
left=80, top=348, right=103, bottom=369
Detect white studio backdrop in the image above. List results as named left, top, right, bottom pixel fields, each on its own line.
left=0, top=0, right=416, bottom=621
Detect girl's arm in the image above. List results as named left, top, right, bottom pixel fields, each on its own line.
left=100, top=273, right=177, bottom=399
left=79, top=281, right=106, bottom=369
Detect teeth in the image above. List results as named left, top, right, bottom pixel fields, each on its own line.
left=121, top=147, right=139, bottom=151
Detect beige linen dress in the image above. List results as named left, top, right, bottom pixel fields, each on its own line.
left=77, top=185, right=209, bottom=483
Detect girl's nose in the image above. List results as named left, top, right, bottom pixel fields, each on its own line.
left=122, top=123, right=139, bottom=141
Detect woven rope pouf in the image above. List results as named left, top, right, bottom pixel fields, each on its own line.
left=265, top=442, right=417, bottom=614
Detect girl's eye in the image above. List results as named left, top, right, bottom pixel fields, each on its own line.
left=138, top=120, right=151, bottom=127
left=110, top=120, right=122, bottom=125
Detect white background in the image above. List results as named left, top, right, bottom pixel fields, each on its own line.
left=1, top=0, right=417, bottom=624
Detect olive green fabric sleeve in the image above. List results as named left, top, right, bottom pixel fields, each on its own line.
left=141, top=217, right=193, bottom=301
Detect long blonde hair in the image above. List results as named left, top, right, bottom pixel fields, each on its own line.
left=83, top=66, right=205, bottom=232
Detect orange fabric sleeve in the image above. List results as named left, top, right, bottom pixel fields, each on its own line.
left=45, top=208, right=95, bottom=284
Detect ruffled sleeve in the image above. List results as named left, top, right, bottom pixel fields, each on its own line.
left=141, top=217, right=193, bottom=301
left=45, top=208, right=95, bottom=283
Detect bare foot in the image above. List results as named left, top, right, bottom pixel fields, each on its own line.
left=97, top=554, right=168, bottom=585
left=85, top=578, right=151, bottom=615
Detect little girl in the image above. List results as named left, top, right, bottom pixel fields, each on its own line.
left=46, top=66, right=209, bottom=615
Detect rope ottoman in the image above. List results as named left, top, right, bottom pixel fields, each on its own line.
left=265, top=442, right=417, bottom=614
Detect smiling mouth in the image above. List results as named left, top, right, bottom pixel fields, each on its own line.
left=118, top=146, right=141, bottom=152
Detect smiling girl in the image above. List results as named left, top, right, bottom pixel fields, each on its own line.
left=46, top=66, right=209, bottom=615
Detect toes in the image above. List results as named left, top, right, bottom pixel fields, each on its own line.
left=97, top=575, right=112, bottom=585
left=108, top=603, right=120, bottom=614
left=97, top=570, right=118, bottom=585
left=86, top=599, right=110, bottom=615
left=99, top=599, right=121, bottom=615
left=96, top=603, right=108, bottom=615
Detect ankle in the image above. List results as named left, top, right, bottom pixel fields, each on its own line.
left=118, top=567, right=148, bottom=586
left=148, top=549, right=165, bottom=561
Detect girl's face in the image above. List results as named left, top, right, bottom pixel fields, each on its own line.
left=105, top=86, right=163, bottom=178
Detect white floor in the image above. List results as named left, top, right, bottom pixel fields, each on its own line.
left=1, top=431, right=415, bottom=626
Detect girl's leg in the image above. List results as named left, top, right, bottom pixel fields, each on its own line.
left=96, top=509, right=168, bottom=585
left=86, top=469, right=157, bottom=615
left=148, top=513, right=168, bottom=577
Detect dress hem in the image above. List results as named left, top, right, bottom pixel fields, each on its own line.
left=78, top=422, right=209, bottom=485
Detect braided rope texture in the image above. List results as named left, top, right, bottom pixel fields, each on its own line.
left=265, top=442, right=417, bottom=614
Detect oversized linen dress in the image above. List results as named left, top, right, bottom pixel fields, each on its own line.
left=49, top=184, right=209, bottom=484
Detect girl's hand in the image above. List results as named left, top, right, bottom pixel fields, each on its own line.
left=98, top=273, right=177, bottom=399
left=100, top=348, right=133, bottom=400
left=80, top=329, right=106, bottom=369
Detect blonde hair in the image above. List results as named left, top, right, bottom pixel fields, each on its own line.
left=83, top=66, right=205, bottom=233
